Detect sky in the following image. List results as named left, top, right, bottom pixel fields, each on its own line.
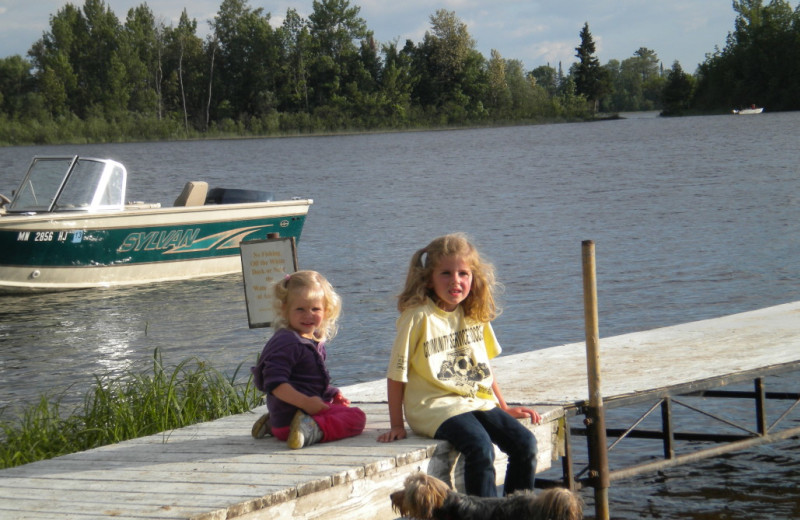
left=0, top=1, right=783, bottom=73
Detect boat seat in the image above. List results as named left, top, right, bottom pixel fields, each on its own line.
left=173, top=181, right=209, bottom=207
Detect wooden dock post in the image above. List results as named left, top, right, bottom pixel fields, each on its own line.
left=582, top=240, right=610, bottom=520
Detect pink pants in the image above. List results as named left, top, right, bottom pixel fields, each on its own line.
left=272, top=404, right=366, bottom=443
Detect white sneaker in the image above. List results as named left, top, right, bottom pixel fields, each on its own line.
left=288, top=410, right=323, bottom=449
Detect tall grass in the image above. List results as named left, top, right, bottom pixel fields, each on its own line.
left=0, top=349, right=262, bottom=469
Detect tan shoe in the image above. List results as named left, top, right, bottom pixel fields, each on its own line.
left=251, top=413, right=272, bottom=439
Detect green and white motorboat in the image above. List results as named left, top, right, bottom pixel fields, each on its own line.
left=0, top=156, right=312, bottom=293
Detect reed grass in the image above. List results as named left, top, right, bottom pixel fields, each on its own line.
left=0, top=349, right=261, bottom=469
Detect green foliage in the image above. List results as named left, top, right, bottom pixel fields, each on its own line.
left=4, top=0, right=794, bottom=142
left=661, top=62, right=696, bottom=116
left=0, top=1, right=599, bottom=145
left=573, top=22, right=611, bottom=112
left=530, top=65, right=559, bottom=97
left=693, top=0, right=800, bottom=112
left=601, top=48, right=666, bottom=112
left=0, top=349, right=261, bottom=469
left=0, top=56, right=36, bottom=117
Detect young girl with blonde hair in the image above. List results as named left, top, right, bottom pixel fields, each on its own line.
left=378, top=233, right=541, bottom=497
left=251, top=270, right=365, bottom=449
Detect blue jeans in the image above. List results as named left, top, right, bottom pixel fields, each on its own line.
left=434, top=407, right=538, bottom=497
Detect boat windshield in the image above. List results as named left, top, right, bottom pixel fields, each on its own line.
left=7, top=156, right=127, bottom=213
left=8, top=157, right=75, bottom=213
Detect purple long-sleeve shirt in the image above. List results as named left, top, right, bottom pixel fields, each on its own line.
left=251, top=328, right=339, bottom=428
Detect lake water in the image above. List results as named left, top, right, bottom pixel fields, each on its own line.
left=1, top=112, right=799, bottom=518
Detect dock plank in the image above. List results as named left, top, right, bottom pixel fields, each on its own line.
left=495, top=300, right=800, bottom=405
left=2, top=302, right=799, bottom=519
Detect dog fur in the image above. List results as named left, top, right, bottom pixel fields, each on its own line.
left=390, top=472, right=583, bottom=520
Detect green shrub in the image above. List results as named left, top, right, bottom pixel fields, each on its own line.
left=0, top=349, right=261, bottom=469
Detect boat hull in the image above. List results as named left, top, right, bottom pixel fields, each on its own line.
left=0, top=199, right=311, bottom=293
left=732, top=107, right=764, bottom=115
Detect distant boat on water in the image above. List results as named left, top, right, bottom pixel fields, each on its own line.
left=732, top=105, right=764, bottom=115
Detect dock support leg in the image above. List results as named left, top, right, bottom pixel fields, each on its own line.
left=585, top=405, right=610, bottom=516
left=561, top=416, right=577, bottom=490
left=755, top=378, right=767, bottom=435
left=582, top=240, right=610, bottom=520
left=661, top=398, right=675, bottom=459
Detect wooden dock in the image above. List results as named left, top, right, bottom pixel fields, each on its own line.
left=1, top=301, right=800, bottom=519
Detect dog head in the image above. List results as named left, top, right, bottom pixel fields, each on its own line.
left=390, top=472, right=452, bottom=519
left=529, top=487, right=584, bottom=520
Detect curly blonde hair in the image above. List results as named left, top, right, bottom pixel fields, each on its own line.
left=272, top=270, right=342, bottom=341
left=397, top=233, right=500, bottom=322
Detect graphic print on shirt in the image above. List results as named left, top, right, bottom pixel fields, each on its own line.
left=424, top=324, right=492, bottom=398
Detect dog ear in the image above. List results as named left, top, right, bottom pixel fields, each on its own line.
left=416, top=478, right=447, bottom=518
left=390, top=490, right=406, bottom=516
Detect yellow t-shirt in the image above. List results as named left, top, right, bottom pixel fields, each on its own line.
left=386, top=298, right=501, bottom=437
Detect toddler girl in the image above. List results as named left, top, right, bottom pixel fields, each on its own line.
left=251, top=270, right=366, bottom=449
left=377, top=233, right=541, bottom=497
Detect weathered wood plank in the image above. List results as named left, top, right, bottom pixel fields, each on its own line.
left=494, top=301, right=800, bottom=405
left=0, top=402, right=557, bottom=520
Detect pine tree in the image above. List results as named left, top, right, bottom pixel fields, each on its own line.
left=573, top=22, right=610, bottom=113
left=661, top=62, right=694, bottom=116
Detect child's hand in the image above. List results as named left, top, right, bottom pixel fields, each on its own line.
left=504, top=405, right=542, bottom=424
left=303, top=395, right=330, bottom=415
left=331, top=393, right=351, bottom=406
left=377, top=426, right=407, bottom=443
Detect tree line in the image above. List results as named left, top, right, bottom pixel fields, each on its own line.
left=0, top=0, right=798, bottom=145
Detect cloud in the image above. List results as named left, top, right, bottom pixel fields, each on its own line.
left=529, top=40, right=578, bottom=67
